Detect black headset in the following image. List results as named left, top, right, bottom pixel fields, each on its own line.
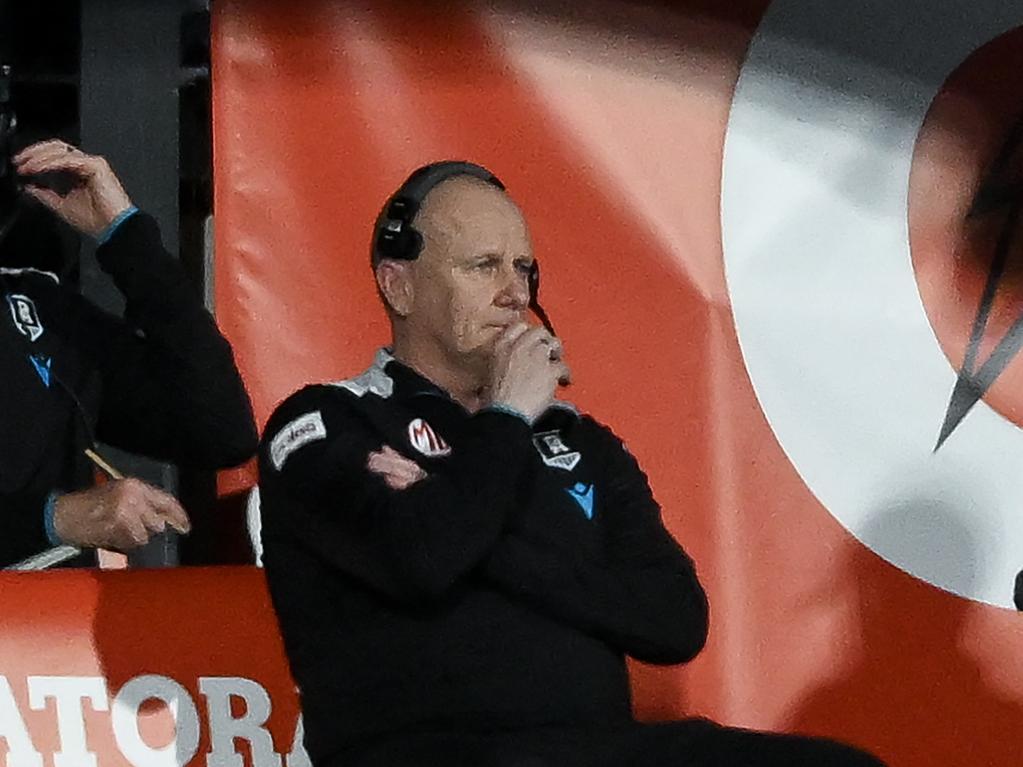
left=372, top=160, right=556, bottom=335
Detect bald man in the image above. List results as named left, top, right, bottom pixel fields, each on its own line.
left=258, top=163, right=884, bottom=767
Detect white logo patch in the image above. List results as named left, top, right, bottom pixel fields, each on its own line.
left=270, top=411, right=327, bottom=470
left=533, top=430, right=581, bottom=471
left=407, top=418, right=451, bottom=457
left=7, top=294, right=44, bottom=342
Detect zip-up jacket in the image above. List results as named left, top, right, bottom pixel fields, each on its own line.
left=258, top=349, right=708, bottom=765
left=0, top=210, right=258, bottom=566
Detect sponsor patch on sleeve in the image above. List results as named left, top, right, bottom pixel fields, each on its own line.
left=270, top=411, right=327, bottom=470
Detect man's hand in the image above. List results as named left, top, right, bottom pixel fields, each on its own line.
left=52, top=479, right=191, bottom=553
left=12, top=140, right=133, bottom=238
left=367, top=445, right=428, bottom=491
left=489, top=322, right=572, bottom=422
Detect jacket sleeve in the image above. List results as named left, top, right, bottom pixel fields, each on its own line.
left=0, top=490, right=53, bottom=567
left=71, top=212, right=257, bottom=468
left=258, top=389, right=536, bottom=603
left=483, top=422, right=709, bottom=664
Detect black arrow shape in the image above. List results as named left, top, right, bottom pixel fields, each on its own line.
left=935, top=108, right=1023, bottom=451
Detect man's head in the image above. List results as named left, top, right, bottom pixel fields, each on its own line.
left=372, top=162, right=535, bottom=369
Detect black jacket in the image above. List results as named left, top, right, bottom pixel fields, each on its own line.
left=0, top=210, right=257, bottom=566
left=258, top=349, right=708, bottom=764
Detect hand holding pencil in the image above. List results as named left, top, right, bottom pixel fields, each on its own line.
left=51, top=449, right=191, bottom=553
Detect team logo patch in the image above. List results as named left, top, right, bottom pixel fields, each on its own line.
left=407, top=418, right=451, bottom=457
left=270, top=411, right=327, bottom=470
left=532, top=430, right=581, bottom=471
left=565, top=482, right=595, bottom=520
left=7, top=294, right=43, bottom=342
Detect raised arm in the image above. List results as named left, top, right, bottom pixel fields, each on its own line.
left=15, top=140, right=257, bottom=468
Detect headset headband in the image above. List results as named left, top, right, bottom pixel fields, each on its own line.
left=372, top=161, right=505, bottom=265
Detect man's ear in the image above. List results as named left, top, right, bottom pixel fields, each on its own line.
left=376, top=260, right=414, bottom=317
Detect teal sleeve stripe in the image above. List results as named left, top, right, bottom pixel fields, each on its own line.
left=95, top=206, right=140, bottom=245
left=43, top=491, right=62, bottom=546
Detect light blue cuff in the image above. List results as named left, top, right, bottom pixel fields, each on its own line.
left=481, top=403, right=532, bottom=425
left=95, top=206, right=139, bottom=245
left=43, top=491, right=63, bottom=546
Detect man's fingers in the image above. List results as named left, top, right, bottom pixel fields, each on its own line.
left=516, top=326, right=555, bottom=352
left=370, top=445, right=417, bottom=468
left=13, top=140, right=81, bottom=166
left=374, top=449, right=425, bottom=492
left=138, top=507, right=167, bottom=536
left=14, top=145, right=80, bottom=169
left=22, top=185, right=65, bottom=211
left=374, top=455, right=421, bottom=476
left=367, top=447, right=427, bottom=488
left=367, top=449, right=396, bottom=473
left=368, top=451, right=424, bottom=479
left=378, top=445, right=405, bottom=460
left=382, top=474, right=419, bottom=491
left=379, top=469, right=422, bottom=488
left=494, top=322, right=531, bottom=352
left=510, top=327, right=562, bottom=364
left=12, top=140, right=76, bottom=164
left=375, top=469, right=426, bottom=490
left=137, top=484, right=191, bottom=534
left=368, top=458, right=417, bottom=481
left=546, top=337, right=564, bottom=361
left=118, top=516, right=151, bottom=550
left=16, top=153, right=98, bottom=178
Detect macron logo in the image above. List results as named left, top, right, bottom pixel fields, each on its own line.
left=565, top=483, right=595, bottom=520
left=29, top=354, right=52, bottom=388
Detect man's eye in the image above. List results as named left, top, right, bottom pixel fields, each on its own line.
left=515, top=261, right=534, bottom=275
left=475, top=259, right=498, bottom=271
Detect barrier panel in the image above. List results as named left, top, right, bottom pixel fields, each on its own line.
left=0, top=568, right=305, bottom=767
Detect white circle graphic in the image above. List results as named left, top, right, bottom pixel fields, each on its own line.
left=722, top=0, right=1023, bottom=606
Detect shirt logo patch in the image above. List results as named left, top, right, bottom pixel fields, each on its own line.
left=29, top=354, right=52, bottom=388
left=533, top=430, right=581, bottom=471
left=565, top=483, right=595, bottom=520
left=407, top=418, right=451, bottom=457
left=7, top=294, right=44, bottom=342
left=270, top=411, right=327, bottom=470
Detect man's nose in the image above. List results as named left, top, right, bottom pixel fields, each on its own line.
left=496, top=268, right=529, bottom=310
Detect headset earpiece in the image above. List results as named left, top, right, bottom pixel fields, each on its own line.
left=375, top=213, right=422, bottom=262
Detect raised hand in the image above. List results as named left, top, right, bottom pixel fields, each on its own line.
left=13, top=140, right=133, bottom=238
left=488, top=322, right=571, bottom=422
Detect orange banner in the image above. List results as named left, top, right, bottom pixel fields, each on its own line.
left=209, top=2, right=1023, bottom=765
left=0, top=568, right=303, bottom=766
